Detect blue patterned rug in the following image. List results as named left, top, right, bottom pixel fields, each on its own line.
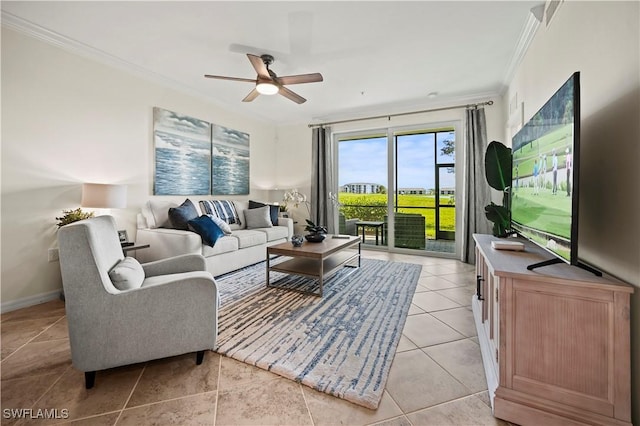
left=215, top=257, right=421, bottom=409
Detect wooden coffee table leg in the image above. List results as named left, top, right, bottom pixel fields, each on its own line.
left=319, top=258, right=324, bottom=297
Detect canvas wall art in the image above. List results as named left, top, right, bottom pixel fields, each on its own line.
left=211, top=124, right=250, bottom=195
left=153, top=107, right=250, bottom=196
left=153, top=107, right=211, bottom=195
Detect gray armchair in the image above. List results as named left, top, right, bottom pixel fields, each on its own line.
left=384, top=213, right=426, bottom=249
left=339, top=213, right=359, bottom=236
left=57, top=216, right=218, bottom=389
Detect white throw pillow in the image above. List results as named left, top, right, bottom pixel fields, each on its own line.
left=244, top=205, right=273, bottom=229
left=207, top=214, right=232, bottom=235
left=109, top=257, right=145, bottom=290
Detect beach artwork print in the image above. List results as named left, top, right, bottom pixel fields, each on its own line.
left=153, top=107, right=211, bottom=195
left=211, top=124, right=250, bottom=195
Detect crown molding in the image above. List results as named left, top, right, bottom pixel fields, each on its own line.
left=501, top=10, right=541, bottom=93
left=1, top=12, right=197, bottom=95
left=1, top=11, right=274, bottom=124
left=310, top=90, right=498, bottom=126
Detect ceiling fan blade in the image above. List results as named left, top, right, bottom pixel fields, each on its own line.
left=247, top=54, right=270, bottom=79
left=278, top=86, right=306, bottom=104
left=242, top=88, right=260, bottom=102
left=204, top=74, right=256, bottom=83
left=278, top=73, right=323, bottom=85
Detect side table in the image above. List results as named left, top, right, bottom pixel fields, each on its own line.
left=355, top=221, right=385, bottom=245
left=122, top=243, right=150, bottom=255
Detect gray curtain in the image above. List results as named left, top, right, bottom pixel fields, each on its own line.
left=461, top=107, right=492, bottom=263
left=310, top=126, right=336, bottom=233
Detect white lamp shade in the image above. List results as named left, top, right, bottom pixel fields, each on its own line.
left=81, top=183, right=127, bottom=209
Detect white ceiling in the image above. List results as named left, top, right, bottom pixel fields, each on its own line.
left=2, top=1, right=542, bottom=126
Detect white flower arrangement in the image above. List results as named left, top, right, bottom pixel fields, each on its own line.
left=282, top=189, right=310, bottom=215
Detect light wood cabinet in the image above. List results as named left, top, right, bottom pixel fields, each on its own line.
left=473, top=234, right=633, bottom=426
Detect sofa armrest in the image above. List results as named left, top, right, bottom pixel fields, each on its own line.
left=277, top=217, right=294, bottom=238
left=141, top=254, right=207, bottom=277
left=134, top=228, right=202, bottom=263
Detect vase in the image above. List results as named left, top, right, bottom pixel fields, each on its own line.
left=291, top=235, right=304, bottom=247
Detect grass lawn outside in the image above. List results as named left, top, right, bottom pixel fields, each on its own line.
left=338, top=193, right=455, bottom=239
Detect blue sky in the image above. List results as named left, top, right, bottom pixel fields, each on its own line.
left=338, top=132, right=455, bottom=190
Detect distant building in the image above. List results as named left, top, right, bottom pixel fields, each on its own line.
left=340, top=183, right=383, bottom=194
left=398, top=187, right=427, bottom=195
left=440, top=187, right=455, bottom=196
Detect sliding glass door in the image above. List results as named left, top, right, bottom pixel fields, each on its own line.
left=337, top=126, right=457, bottom=255
left=337, top=134, right=388, bottom=240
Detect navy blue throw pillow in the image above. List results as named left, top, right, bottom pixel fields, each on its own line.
left=168, top=199, right=199, bottom=230
left=248, top=200, right=279, bottom=226
left=188, top=215, right=224, bottom=247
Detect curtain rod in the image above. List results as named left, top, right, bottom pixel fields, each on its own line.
left=308, top=100, right=494, bottom=128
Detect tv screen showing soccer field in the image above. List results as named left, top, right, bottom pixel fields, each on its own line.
left=511, top=73, right=580, bottom=263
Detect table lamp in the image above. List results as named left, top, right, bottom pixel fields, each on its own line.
left=81, top=183, right=127, bottom=214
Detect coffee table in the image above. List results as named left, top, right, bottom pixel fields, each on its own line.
left=266, top=235, right=361, bottom=297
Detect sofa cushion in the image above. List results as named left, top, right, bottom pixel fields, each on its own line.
left=232, top=200, right=248, bottom=230
left=202, top=235, right=238, bottom=256
left=244, top=205, right=273, bottom=229
left=258, top=226, right=289, bottom=242
left=144, top=200, right=178, bottom=229
left=109, top=257, right=145, bottom=290
left=168, top=199, right=199, bottom=230
left=231, top=229, right=267, bottom=249
left=199, top=200, right=241, bottom=226
left=249, top=200, right=279, bottom=226
left=207, top=214, right=232, bottom=235
left=187, top=215, right=225, bottom=247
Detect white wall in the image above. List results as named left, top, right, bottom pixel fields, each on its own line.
left=1, top=28, right=277, bottom=309
left=504, top=1, right=640, bottom=421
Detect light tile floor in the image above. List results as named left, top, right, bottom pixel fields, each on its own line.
left=1, top=251, right=512, bottom=425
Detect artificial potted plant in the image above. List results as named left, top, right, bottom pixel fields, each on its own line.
left=484, top=140, right=512, bottom=237
left=304, top=219, right=327, bottom=242
left=56, top=207, right=94, bottom=228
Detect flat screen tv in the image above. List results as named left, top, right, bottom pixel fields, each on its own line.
left=510, top=72, right=599, bottom=275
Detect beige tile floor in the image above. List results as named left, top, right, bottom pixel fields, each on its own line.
left=1, top=251, right=512, bottom=425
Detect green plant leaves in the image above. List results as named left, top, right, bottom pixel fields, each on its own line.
left=484, top=141, right=513, bottom=236
left=55, top=208, right=94, bottom=228
left=484, top=203, right=510, bottom=237
left=484, top=141, right=512, bottom=191
left=304, top=219, right=327, bottom=234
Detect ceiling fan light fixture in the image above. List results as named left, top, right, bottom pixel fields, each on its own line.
left=256, top=82, right=279, bottom=95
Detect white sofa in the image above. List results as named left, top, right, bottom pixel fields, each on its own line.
left=135, top=199, right=293, bottom=277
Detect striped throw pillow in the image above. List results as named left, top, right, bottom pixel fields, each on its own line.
left=199, top=200, right=241, bottom=225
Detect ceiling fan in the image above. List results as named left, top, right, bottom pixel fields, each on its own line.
left=204, top=54, right=323, bottom=104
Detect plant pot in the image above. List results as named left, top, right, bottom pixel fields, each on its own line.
left=305, top=234, right=326, bottom=243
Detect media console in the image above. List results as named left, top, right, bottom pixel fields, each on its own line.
left=473, top=234, right=633, bottom=426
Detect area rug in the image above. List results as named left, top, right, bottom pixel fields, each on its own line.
left=215, top=257, right=421, bottom=409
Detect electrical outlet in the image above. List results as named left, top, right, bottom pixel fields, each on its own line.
left=48, top=248, right=59, bottom=262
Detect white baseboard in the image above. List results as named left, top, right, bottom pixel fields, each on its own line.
left=1, top=290, right=63, bottom=314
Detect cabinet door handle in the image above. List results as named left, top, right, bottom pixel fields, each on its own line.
left=476, top=275, right=485, bottom=301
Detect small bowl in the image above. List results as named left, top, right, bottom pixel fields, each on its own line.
left=305, top=234, right=326, bottom=243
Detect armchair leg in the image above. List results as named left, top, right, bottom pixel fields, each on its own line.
left=196, top=350, right=205, bottom=365
left=85, top=371, right=96, bottom=389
